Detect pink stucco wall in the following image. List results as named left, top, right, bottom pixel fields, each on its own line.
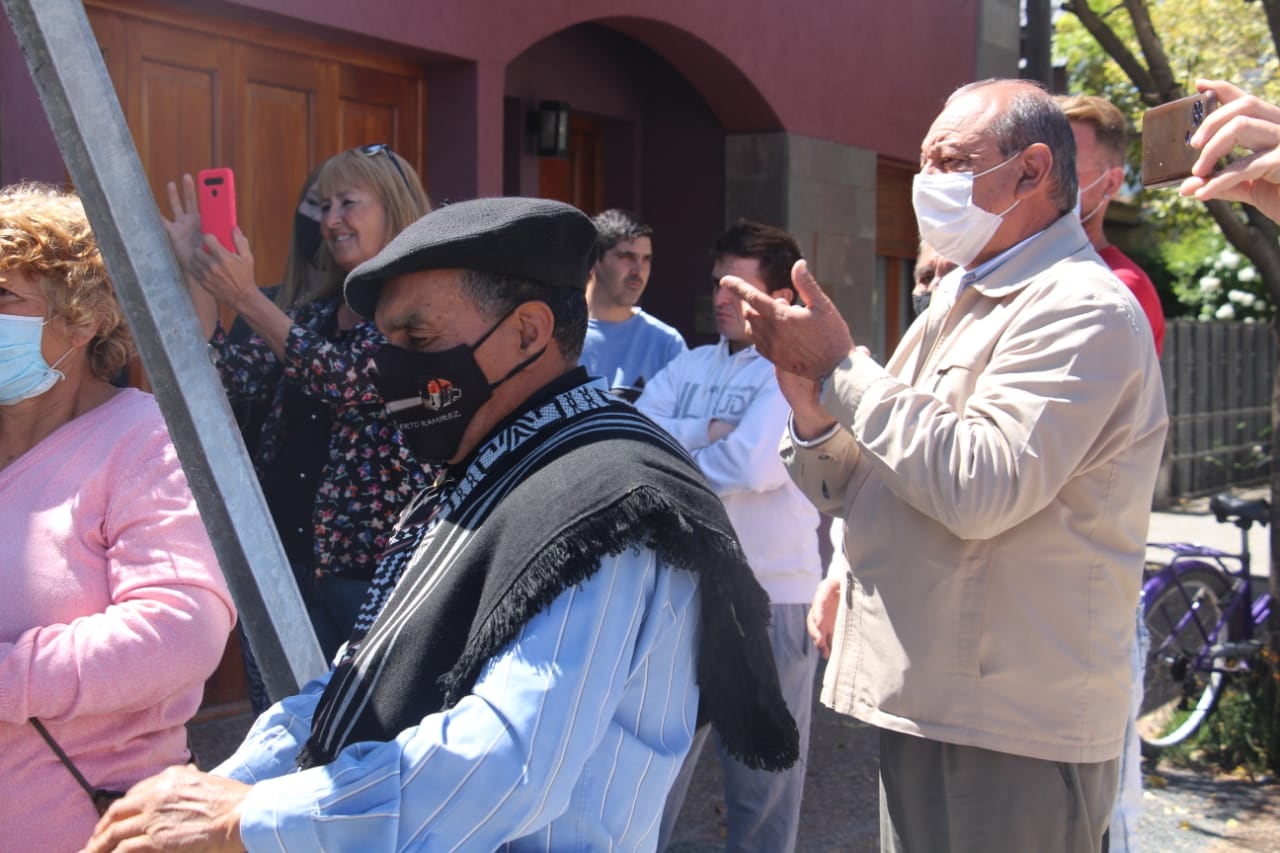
left=225, top=0, right=979, bottom=161
left=2, top=1, right=981, bottom=188
left=0, top=19, right=66, bottom=185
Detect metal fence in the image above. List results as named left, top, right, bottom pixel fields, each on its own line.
left=1161, top=319, right=1274, bottom=500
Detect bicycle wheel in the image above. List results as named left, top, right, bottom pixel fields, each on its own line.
left=1137, top=563, right=1231, bottom=757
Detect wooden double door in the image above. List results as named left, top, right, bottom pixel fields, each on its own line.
left=87, top=0, right=426, bottom=293
left=85, top=0, right=427, bottom=713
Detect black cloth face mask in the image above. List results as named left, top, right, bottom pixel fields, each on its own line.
left=372, top=308, right=544, bottom=463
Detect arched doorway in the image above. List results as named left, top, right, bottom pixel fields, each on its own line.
left=502, top=21, right=781, bottom=346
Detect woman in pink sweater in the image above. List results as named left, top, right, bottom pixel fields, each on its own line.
left=0, top=183, right=236, bottom=851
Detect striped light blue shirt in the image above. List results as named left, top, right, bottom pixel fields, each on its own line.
left=215, top=547, right=701, bottom=851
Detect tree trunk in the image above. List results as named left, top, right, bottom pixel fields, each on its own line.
left=1123, top=0, right=1182, bottom=100
left=1271, top=318, right=1280, bottom=653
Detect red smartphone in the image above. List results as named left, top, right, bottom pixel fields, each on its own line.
left=1141, top=92, right=1219, bottom=189
left=197, top=167, right=238, bottom=252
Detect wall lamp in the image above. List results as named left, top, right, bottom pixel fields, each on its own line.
left=530, top=100, right=571, bottom=158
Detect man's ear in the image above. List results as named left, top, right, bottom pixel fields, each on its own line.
left=512, top=300, right=555, bottom=352
left=1017, top=142, right=1054, bottom=196
left=772, top=287, right=797, bottom=306
left=1103, top=164, right=1125, bottom=199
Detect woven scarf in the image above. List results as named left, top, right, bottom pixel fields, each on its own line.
left=297, top=374, right=798, bottom=772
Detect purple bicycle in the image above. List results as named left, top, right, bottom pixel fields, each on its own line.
left=1138, top=493, right=1273, bottom=756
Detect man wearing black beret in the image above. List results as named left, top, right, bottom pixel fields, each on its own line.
left=86, top=197, right=797, bottom=852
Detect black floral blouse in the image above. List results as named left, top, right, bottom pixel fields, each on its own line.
left=210, top=299, right=432, bottom=581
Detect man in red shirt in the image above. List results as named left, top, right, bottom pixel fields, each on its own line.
left=1059, top=93, right=1164, bottom=853
left=1059, top=94, right=1166, bottom=356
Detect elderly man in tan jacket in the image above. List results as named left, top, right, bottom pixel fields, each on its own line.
left=726, top=79, right=1168, bottom=853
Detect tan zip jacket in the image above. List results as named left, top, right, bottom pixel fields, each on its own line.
left=782, top=214, right=1168, bottom=763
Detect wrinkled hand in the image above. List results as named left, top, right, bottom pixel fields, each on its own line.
left=807, top=576, right=842, bottom=659
left=721, top=260, right=854, bottom=380
left=187, top=231, right=258, bottom=313
left=1180, top=79, right=1280, bottom=223
left=161, top=175, right=202, bottom=272
left=707, top=418, right=734, bottom=443
left=81, top=765, right=248, bottom=853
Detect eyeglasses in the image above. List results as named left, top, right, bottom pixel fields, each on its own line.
left=357, top=143, right=413, bottom=193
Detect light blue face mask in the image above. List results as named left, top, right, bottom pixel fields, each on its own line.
left=0, top=313, right=71, bottom=405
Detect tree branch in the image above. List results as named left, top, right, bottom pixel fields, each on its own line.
left=1241, top=204, right=1280, bottom=304
left=1123, top=0, right=1183, bottom=101
left=1062, top=0, right=1160, bottom=102
left=1205, top=198, right=1280, bottom=304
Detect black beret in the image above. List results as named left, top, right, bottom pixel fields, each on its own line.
left=344, top=197, right=598, bottom=318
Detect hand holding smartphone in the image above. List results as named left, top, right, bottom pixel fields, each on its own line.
left=196, top=168, right=238, bottom=252
left=1175, top=79, right=1280, bottom=223
left=1141, top=92, right=1219, bottom=189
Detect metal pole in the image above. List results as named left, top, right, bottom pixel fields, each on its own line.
left=1021, top=0, right=1053, bottom=88
left=2, top=0, right=326, bottom=698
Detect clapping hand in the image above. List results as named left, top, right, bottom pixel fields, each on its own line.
left=721, top=260, right=852, bottom=439
left=721, top=259, right=853, bottom=381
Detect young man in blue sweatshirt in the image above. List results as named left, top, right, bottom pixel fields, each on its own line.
left=580, top=209, right=685, bottom=401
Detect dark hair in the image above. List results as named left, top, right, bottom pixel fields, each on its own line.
left=590, top=209, right=653, bottom=264
left=950, top=79, right=1078, bottom=214
left=459, top=269, right=588, bottom=361
left=713, top=220, right=802, bottom=295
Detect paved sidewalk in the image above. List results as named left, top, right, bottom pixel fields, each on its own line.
left=1148, top=487, right=1271, bottom=576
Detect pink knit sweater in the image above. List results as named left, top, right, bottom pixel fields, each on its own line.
left=0, top=389, right=235, bottom=852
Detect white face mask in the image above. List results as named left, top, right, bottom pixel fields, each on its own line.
left=912, top=153, right=1022, bottom=268
left=1075, top=171, right=1109, bottom=224
left=0, top=314, right=71, bottom=405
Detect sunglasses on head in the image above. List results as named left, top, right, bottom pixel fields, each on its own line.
left=357, top=143, right=412, bottom=192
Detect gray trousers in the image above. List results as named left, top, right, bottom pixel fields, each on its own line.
left=658, top=602, right=817, bottom=852
left=879, top=728, right=1119, bottom=853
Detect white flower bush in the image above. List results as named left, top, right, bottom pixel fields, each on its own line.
left=1179, top=242, right=1272, bottom=322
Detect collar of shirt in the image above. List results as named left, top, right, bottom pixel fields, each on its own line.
left=935, top=227, right=1048, bottom=310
